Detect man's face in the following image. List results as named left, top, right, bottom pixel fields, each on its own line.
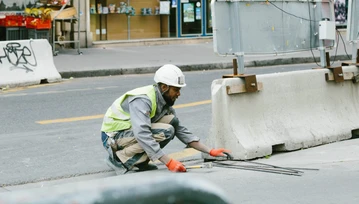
left=162, top=86, right=181, bottom=106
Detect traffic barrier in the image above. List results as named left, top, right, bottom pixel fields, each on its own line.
left=0, top=174, right=230, bottom=204
left=0, top=39, right=61, bottom=88
left=204, top=65, right=359, bottom=160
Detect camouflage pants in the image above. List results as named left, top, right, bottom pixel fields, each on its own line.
left=101, top=115, right=177, bottom=169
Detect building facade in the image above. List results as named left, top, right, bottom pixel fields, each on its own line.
left=89, top=0, right=213, bottom=42
left=0, top=0, right=349, bottom=48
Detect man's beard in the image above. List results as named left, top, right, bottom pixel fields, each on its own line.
left=163, top=93, right=175, bottom=106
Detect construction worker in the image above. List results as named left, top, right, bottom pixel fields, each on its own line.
left=101, top=64, right=230, bottom=174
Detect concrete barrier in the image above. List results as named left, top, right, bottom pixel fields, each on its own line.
left=0, top=39, right=61, bottom=88
left=204, top=66, right=359, bottom=160
left=0, top=174, right=230, bottom=204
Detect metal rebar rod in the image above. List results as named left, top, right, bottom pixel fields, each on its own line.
left=220, top=152, right=319, bottom=173
left=214, top=161, right=302, bottom=174
left=233, top=58, right=238, bottom=75
left=231, top=159, right=314, bottom=173
left=242, top=160, right=304, bottom=173
left=213, top=163, right=302, bottom=176
left=215, top=164, right=318, bottom=171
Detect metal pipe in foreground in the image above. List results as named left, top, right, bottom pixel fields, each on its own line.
left=0, top=175, right=230, bottom=204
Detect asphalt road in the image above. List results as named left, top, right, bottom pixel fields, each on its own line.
left=0, top=63, right=340, bottom=186
left=1, top=63, right=359, bottom=204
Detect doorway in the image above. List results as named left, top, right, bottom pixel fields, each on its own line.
left=180, top=0, right=202, bottom=36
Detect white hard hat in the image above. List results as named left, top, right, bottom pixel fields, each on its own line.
left=154, top=64, right=186, bottom=87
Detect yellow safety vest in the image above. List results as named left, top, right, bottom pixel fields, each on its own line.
left=101, top=85, right=157, bottom=132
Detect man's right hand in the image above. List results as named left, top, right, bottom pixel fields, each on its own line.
left=166, top=158, right=187, bottom=172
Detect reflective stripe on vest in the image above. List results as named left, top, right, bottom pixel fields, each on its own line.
left=101, top=85, right=157, bottom=132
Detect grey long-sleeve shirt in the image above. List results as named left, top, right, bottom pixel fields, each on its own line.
left=121, top=85, right=200, bottom=161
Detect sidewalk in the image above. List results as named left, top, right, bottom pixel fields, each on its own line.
left=53, top=37, right=356, bottom=79
left=1, top=138, right=359, bottom=203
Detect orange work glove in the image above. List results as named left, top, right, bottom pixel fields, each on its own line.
left=209, top=148, right=231, bottom=157
left=166, top=158, right=187, bottom=172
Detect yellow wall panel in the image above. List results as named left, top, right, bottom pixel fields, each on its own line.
left=89, top=0, right=162, bottom=41
left=107, top=14, right=128, bottom=40
left=129, top=16, right=160, bottom=39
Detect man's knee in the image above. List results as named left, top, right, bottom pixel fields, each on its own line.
left=157, top=115, right=179, bottom=129
left=166, top=125, right=175, bottom=140
left=152, top=125, right=175, bottom=141
left=169, top=116, right=179, bottom=128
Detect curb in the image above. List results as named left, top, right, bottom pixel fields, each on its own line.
left=59, top=63, right=233, bottom=78
left=92, top=37, right=213, bottom=48
left=59, top=55, right=351, bottom=79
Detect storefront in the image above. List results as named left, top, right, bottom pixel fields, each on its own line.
left=0, top=0, right=212, bottom=46
left=87, top=0, right=349, bottom=41
left=88, top=0, right=213, bottom=41
left=90, top=0, right=164, bottom=41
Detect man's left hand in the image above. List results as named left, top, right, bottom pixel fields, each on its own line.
left=209, top=148, right=230, bottom=157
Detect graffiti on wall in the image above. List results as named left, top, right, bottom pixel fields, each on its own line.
left=0, top=41, right=37, bottom=72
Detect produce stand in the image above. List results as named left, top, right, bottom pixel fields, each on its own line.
left=51, top=0, right=82, bottom=56
left=0, top=0, right=81, bottom=56
left=0, top=15, right=27, bottom=41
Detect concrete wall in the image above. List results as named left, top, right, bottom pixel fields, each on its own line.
left=204, top=66, right=359, bottom=160
left=0, top=39, right=62, bottom=88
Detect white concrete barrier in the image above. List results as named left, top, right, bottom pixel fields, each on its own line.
left=205, top=66, right=359, bottom=160
left=0, top=39, right=61, bottom=88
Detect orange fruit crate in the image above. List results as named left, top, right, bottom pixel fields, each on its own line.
left=25, top=17, right=51, bottom=30
left=0, top=15, right=24, bottom=27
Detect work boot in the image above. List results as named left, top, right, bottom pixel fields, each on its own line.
left=134, top=161, right=158, bottom=172
left=105, top=156, right=128, bottom=175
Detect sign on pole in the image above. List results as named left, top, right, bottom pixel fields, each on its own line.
left=212, top=0, right=335, bottom=56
